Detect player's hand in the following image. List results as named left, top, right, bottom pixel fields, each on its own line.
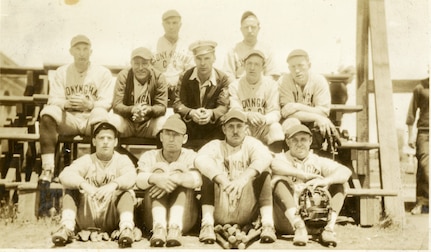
left=81, top=183, right=98, bottom=196
left=224, top=176, right=248, bottom=200
left=305, top=177, right=330, bottom=190
left=247, top=112, right=265, bottom=127
left=314, top=116, right=337, bottom=137
left=149, top=185, right=167, bottom=199
left=198, top=109, right=213, bottom=125
left=149, top=173, right=177, bottom=193
left=132, top=104, right=150, bottom=122
left=93, top=182, right=117, bottom=202
left=68, top=94, right=93, bottom=111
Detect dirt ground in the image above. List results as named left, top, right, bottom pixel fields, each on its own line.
left=0, top=206, right=428, bottom=250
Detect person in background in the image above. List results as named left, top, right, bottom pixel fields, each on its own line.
left=136, top=114, right=201, bottom=247
left=152, top=9, right=194, bottom=107
left=173, top=40, right=230, bottom=150
left=271, top=124, right=351, bottom=247
left=51, top=122, right=136, bottom=248
left=223, top=11, right=280, bottom=81
left=406, top=77, right=429, bottom=215
left=39, top=34, right=113, bottom=182
left=195, top=110, right=277, bottom=245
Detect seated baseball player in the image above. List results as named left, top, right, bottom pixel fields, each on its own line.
left=136, top=114, right=201, bottom=247
left=228, top=49, right=285, bottom=153
left=194, top=110, right=277, bottom=244
left=271, top=123, right=351, bottom=247
left=278, top=49, right=339, bottom=154
left=173, top=40, right=230, bottom=150
left=110, top=47, right=169, bottom=139
left=51, top=122, right=137, bottom=248
left=39, top=34, right=113, bottom=182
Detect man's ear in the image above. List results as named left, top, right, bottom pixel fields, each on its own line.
left=182, top=134, right=188, bottom=145
left=114, top=138, right=118, bottom=147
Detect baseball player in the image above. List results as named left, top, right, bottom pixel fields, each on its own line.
left=173, top=40, right=230, bottom=150
left=38, top=34, right=113, bottom=182
left=51, top=122, right=137, bottom=248
left=229, top=49, right=284, bottom=152
left=136, top=114, right=201, bottom=247
left=152, top=9, right=194, bottom=107
left=194, top=110, right=277, bottom=244
left=223, top=11, right=280, bottom=81
left=110, top=47, right=168, bottom=139
left=278, top=49, right=338, bottom=152
left=271, top=124, right=351, bottom=247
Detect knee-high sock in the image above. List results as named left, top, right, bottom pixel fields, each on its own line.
left=41, top=153, right=55, bottom=169
left=201, top=205, right=214, bottom=226
left=169, top=205, right=184, bottom=230
left=119, top=211, right=134, bottom=231
left=260, top=205, right=274, bottom=227
left=61, top=209, right=76, bottom=231
left=152, top=205, right=167, bottom=229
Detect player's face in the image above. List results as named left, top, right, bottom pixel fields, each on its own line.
left=93, top=129, right=118, bottom=161
left=163, top=17, right=182, bottom=38
left=223, top=119, right=247, bottom=147
left=288, top=56, right=311, bottom=86
left=160, top=129, right=187, bottom=152
left=244, top=55, right=264, bottom=83
left=286, top=132, right=312, bottom=160
left=70, top=43, right=92, bottom=65
left=240, top=17, right=260, bottom=43
left=194, top=52, right=215, bottom=77
left=132, top=57, right=152, bottom=84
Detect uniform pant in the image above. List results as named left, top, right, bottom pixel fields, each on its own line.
left=201, top=171, right=272, bottom=226
left=416, top=131, right=429, bottom=206
left=62, top=189, right=134, bottom=233
left=273, top=180, right=346, bottom=234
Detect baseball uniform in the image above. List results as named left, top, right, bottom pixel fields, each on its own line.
left=229, top=75, right=284, bottom=145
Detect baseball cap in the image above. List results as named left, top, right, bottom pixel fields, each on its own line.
left=221, top=110, right=247, bottom=124
left=244, top=49, right=265, bottom=63
left=284, top=124, right=312, bottom=139
left=161, top=114, right=187, bottom=135
left=93, top=122, right=118, bottom=137
left=70, top=35, right=91, bottom=48
left=287, top=49, right=309, bottom=62
left=162, top=9, right=181, bottom=20
left=189, top=40, right=217, bottom=56
left=241, top=11, right=258, bottom=23
left=131, top=47, right=153, bottom=60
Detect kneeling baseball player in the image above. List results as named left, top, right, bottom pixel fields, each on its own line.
left=51, top=122, right=137, bottom=248
left=271, top=124, right=351, bottom=247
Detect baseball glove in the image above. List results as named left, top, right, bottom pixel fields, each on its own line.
left=297, top=186, right=332, bottom=228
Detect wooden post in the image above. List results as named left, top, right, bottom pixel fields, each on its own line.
left=356, top=0, right=370, bottom=188
left=368, top=0, right=405, bottom=226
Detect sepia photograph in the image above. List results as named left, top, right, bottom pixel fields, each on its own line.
left=0, top=0, right=429, bottom=250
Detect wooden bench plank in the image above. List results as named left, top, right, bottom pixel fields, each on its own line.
left=346, top=188, right=397, bottom=196
left=337, top=141, right=379, bottom=150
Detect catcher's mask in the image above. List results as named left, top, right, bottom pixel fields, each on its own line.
left=297, top=186, right=333, bottom=228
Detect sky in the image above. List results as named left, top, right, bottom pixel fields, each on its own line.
left=0, top=0, right=430, bottom=141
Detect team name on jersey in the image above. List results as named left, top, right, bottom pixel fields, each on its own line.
left=242, top=98, right=266, bottom=112
left=85, top=173, right=115, bottom=187
left=152, top=50, right=191, bottom=70
left=291, top=162, right=321, bottom=183
left=65, top=83, right=98, bottom=97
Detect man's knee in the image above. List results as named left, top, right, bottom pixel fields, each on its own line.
left=40, top=105, right=63, bottom=125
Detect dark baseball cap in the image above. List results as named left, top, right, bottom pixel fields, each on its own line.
left=285, top=124, right=312, bottom=139
left=93, top=122, right=118, bottom=137
left=287, top=49, right=309, bottom=62
left=222, top=110, right=247, bottom=124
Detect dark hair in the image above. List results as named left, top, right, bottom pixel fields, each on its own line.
left=93, top=122, right=118, bottom=138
